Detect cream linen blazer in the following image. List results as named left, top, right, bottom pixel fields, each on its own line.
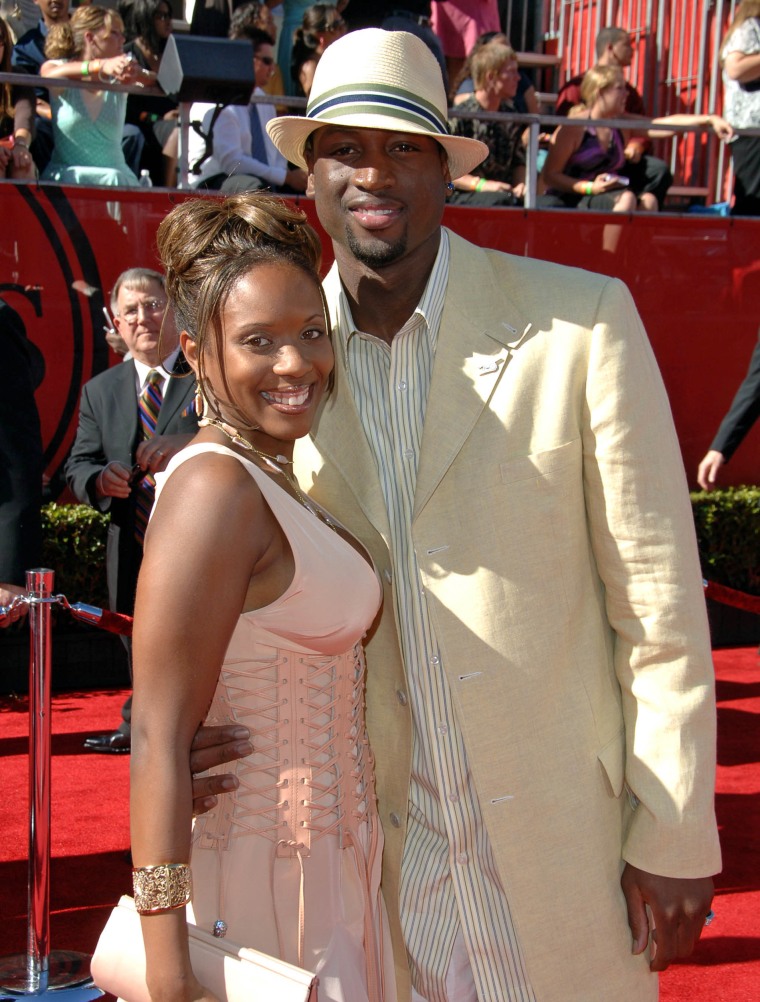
left=295, top=230, right=721, bottom=1001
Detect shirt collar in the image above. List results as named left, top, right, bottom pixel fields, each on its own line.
left=337, top=229, right=450, bottom=364
left=133, top=347, right=180, bottom=389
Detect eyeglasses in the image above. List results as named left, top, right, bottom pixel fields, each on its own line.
left=255, top=54, right=275, bottom=66
left=155, top=9, right=172, bottom=19
left=326, top=18, right=345, bottom=31
left=119, top=299, right=166, bottom=323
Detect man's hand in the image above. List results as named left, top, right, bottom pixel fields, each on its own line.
left=190, top=724, right=252, bottom=815
left=134, top=432, right=195, bottom=474
left=105, top=327, right=129, bottom=356
left=96, top=461, right=133, bottom=499
left=697, top=449, right=725, bottom=490
left=621, top=863, right=714, bottom=971
left=0, top=584, right=28, bottom=627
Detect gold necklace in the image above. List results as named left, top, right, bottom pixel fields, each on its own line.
left=199, top=417, right=292, bottom=465
left=200, top=416, right=340, bottom=531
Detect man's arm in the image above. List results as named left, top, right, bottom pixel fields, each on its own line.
left=64, top=383, right=130, bottom=509
left=583, top=278, right=721, bottom=966
left=707, top=338, right=760, bottom=466
left=211, top=105, right=287, bottom=187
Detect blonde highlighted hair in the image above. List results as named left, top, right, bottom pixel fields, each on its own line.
left=470, top=41, right=518, bottom=92
left=579, top=64, right=624, bottom=108
left=44, top=5, right=124, bottom=61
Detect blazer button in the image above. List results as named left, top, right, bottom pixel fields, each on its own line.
left=396, top=689, right=408, bottom=706
left=389, top=812, right=401, bottom=828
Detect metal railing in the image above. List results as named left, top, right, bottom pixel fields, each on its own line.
left=503, top=0, right=746, bottom=199
left=1, top=69, right=753, bottom=207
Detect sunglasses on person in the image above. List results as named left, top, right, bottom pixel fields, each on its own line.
left=154, top=10, right=172, bottom=20
left=255, top=54, right=275, bottom=65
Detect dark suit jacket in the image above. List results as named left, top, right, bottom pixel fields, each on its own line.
left=0, top=299, right=44, bottom=583
left=64, top=356, right=198, bottom=613
left=711, top=337, right=760, bottom=461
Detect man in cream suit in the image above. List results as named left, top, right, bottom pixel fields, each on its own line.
left=266, top=29, right=720, bottom=1002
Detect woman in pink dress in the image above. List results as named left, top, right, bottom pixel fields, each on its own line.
left=129, top=193, right=396, bottom=1002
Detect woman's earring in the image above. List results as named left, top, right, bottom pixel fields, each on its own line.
left=194, top=386, right=205, bottom=418
left=446, top=181, right=455, bottom=192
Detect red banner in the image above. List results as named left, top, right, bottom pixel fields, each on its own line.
left=2, top=181, right=760, bottom=495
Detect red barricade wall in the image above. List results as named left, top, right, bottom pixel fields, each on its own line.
left=2, top=181, right=759, bottom=494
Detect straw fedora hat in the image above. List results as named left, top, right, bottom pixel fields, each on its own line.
left=266, top=28, right=488, bottom=180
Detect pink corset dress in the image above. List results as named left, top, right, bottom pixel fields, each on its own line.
left=154, top=443, right=396, bottom=1002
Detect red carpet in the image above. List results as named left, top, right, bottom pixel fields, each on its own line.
left=0, top=650, right=758, bottom=997
left=660, top=646, right=760, bottom=1000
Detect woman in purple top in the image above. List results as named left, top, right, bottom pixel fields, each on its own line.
left=541, top=65, right=733, bottom=211
left=542, top=65, right=645, bottom=211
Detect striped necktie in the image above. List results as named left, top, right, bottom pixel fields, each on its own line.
left=134, top=369, right=163, bottom=545
left=249, top=102, right=268, bottom=164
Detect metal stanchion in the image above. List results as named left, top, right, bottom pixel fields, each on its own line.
left=0, top=570, right=103, bottom=1001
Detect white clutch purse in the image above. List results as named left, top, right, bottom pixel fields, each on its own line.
left=91, top=895, right=318, bottom=1002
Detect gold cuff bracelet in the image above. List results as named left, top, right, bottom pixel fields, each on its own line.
left=132, top=863, right=192, bottom=914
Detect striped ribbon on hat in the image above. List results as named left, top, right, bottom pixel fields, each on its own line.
left=134, top=369, right=163, bottom=545
left=306, top=83, right=449, bottom=135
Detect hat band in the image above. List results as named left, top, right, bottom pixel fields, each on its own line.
left=307, top=88, right=449, bottom=136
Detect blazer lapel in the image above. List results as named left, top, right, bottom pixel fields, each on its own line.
left=413, top=232, right=536, bottom=519
left=113, top=359, right=140, bottom=448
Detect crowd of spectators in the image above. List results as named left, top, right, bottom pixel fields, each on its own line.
left=1, top=0, right=758, bottom=211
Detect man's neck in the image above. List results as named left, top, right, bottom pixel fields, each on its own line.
left=134, top=346, right=180, bottom=370
left=334, top=231, right=441, bottom=346
left=43, top=14, right=69, bottom=29
left=599, top=52, right=626, bottom=70
left=474, top=88, right=500, bottom=112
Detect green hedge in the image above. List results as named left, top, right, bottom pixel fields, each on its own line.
left=35, top=489, right=760, bottom=608
left=690, top=486, right=760, bottom=596
left=40, top=502, right=110, bottom=608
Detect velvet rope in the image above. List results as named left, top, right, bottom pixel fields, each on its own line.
left=704, top=580, right=760, bottom=616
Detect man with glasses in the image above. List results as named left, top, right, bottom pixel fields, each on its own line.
left=66, top=268, right=199, bottom=753
left=186, top=27, right=307, bottom=192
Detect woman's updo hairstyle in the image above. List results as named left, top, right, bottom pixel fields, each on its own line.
left=156, top=192, right=326, bottom=421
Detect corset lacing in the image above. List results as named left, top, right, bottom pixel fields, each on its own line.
left=194, top=642, right=384, bottom=1000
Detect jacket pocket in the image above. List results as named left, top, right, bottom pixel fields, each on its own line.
left=499, top=438, right=581, bottom=484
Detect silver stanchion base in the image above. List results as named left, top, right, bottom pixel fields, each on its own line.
left=0, top=951, right=103, bottom=998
